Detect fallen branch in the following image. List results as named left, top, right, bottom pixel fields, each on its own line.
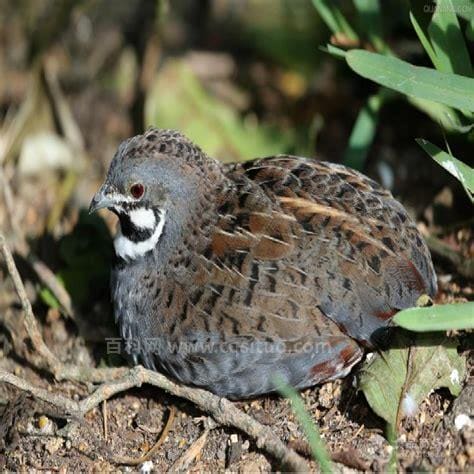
left=0, top=234, right=309, bottom=472
left=426, top=235, right=474, bottom=280
left=0, top=367, right=308, bottom=471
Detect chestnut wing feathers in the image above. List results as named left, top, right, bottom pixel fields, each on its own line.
left=195, top=156, right=436, bottom=345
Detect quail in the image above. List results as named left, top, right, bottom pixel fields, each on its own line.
left=89, top=128, right=437, bottom=399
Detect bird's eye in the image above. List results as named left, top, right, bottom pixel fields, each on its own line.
left=130, top=183, right=145, bottom=199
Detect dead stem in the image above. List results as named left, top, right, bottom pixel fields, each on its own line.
left=112, top=406, right=176, bottom=465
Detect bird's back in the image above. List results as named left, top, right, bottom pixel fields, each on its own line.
left=220, top=155, right=437, bottom=344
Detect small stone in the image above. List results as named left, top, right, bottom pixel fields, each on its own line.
left=77, top=441, right=88, bottom=452
left=139, top=460, right=154, bottom=473
left=38, top=415, right=49, bottom=430
left=37, top=415, right=54, bottom=435
left=454, top=414, right=472, bottom=431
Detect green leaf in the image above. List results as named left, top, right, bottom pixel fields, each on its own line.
left=408, top=9, right=473, bottom=127
left=428, top=0, right=473, bottom=76
left=385, top=424, right=398, bottom=474
left=39, top=286, right=60, bottom=310
left=409, top=8, right=442, bottom=70
left=416, top=138, right=474, bottom=200
left=276, top=378, right=333, bottom=473
left=320, top=44, right=347, bottom=59
left=452, top=0, right=474, bottom=22
left=411, top=0, right=474, bottom=71
left=360, top=331, right=466, bottom=427
left=311, top=0, right=358, bottom=39
left=343, top=89, right=392, bottom=170
left=345, top=49, right=474, bottom=112
left=393, top=302, right=474, bottom=331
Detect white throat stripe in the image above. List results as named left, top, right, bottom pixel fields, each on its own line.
left=129, top=208, right=156, bottom=229
left=114, top=209, right=166, bottom=261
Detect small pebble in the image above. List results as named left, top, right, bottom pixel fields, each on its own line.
left=139, top=460, right=153, bottom=473
left=37, top=415, right=55, bottom=435
left=77, top=441, right=88, bottom=452
left=454, top=414, right=472, bottom=431
left=38, top=415, right=49, bottom=430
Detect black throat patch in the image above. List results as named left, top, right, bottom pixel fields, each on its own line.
left=116, top=206, right=161, bottom=243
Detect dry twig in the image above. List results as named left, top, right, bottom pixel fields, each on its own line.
left=170, top=427, right=210, bottom=472
left=102, top=400, right=108, bottom=441
left=112, top=406, right=176, bottom=466
left=0, top=367, right=308, bottom=471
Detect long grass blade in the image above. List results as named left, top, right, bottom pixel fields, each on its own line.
left=276, top=378, right=333, bottom=473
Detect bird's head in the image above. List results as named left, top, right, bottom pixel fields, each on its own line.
left=89, top=128, right=222, bottom=261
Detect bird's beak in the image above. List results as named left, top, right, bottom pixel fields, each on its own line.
left=89, top=184, right=115, bottom=214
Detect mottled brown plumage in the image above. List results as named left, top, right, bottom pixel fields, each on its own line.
left=90, top=128, right=437, bottom=399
